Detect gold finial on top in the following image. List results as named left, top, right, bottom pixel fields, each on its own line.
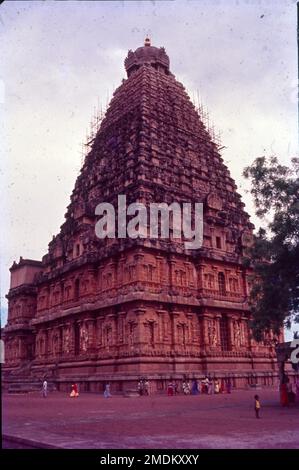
left=144, top=37, right=151, bottom=47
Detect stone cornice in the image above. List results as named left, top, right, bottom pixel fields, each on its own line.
left=31, top=291, right=249, bottom=326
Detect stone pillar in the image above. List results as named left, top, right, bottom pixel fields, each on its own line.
left=215, top=314, right=222, bottom=350
left=227, top=314, right=235, bottom=351
left=106, top=313, right=117, bottom=347
left=240, top=315, right=248, bottom=348
left=187, top=313, right=193, bottom=345
left=168, top=256, right=176, bottom=287
left=96, top=317, right=103, bottom=348
left=98, top=267, right=103, bottom=293
left=58, top=324, right=63, bottom=356
left=117, top=311, right=126, bottom=345
left=156, top=256, right=163, bottom=284
left=117, top=255, right=126, bottom=288
left=171, top=311, right=181, bottom=348
left=86, top=317, right=96, bottom=351
left=68, top=320, right=76, bottom=355
left=134, top=308, right=146, bottom=348
left=62, top=322, right=70, bottom=355
left=77, top=319, right=86, bottom=354
left=242, top=268, right=248, bottom=298
left=157, top=309, right=168, bottom=344
left=134, top=252, right=144, bottom=284
left=39, top=331, right=44, bottom=358
left=46, top=327, right=52, bottom=357
left=109, top=261, right=117, bottom=289
left=200, top=312, right=211, bottom=351
left=224, top=268, right=230, bottom=292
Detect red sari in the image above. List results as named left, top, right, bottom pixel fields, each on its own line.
left=70, top=383, right=79, bottom=397
left=167, top=383, right=174, bottom=396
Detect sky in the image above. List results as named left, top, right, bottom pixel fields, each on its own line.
left=0, top=0, right=298, bottom=339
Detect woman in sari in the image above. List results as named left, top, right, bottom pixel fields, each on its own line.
left=280, top=377, right=289, bottom=406
left=70, top=383, right=79, bottom=397
left=219, top=379, right=225, bottom=394
left=167, top=382, right=174, bottom=396
left=191, top=379, right=199, bottom=395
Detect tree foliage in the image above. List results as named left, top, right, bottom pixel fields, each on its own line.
left=243, top=156, right=299, bottom=340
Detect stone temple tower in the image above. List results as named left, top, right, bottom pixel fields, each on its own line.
left=3, top=40, right=280, bottom=392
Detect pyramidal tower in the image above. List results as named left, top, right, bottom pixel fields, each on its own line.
left=3, top=40, right=279, bottom=392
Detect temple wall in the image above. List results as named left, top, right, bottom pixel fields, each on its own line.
left=4, top=250, right=279, bottom=389
left=34, top=250, right=250, bottom=316
left=2, top=43, right=281, bottom=391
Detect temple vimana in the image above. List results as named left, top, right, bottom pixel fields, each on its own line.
left=3, top=40, right=281, bottom=393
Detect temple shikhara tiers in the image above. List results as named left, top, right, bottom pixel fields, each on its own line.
left=3, top=40, right=282, bottom=393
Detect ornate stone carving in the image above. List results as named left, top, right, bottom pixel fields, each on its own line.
left=80, top=324, right=88, bottom=352
left=208, top=319, right=218, bottom=347
left=206, top=193, right=223, bottom=210
left=63, top=325, right=71, bottom=354
left=233, top=320, right=243, bottom=348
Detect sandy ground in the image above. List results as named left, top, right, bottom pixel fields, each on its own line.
left=2, top=389, right=299, bottom=449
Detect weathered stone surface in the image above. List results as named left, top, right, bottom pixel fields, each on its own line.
left=3, top=41, right=281, bottom=389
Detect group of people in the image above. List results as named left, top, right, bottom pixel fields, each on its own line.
left=70, top=382, right=112, bottom=398
left=137, top=378, right=150, bottom=396
left=168, top=377, right=232, bottom=396
left=42, top=381, right=112, bottom=398
left=41, top=375, right=299, bottom=409
left=280, top=375, right=299, bottom=406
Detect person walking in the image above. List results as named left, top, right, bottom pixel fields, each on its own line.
left=287, top=379, right=295, bottom=404
left=167, top=382, right=173, bottom=396
left=208, top=378, right=213, bottom=395
left=144, top=380, right=150, bottom=396
left=137, top=379, right=143, bottom=396
left=104, top=383, right=111, bottom=398
left=280, top=377, right=289, bottom=407
left=254, top=394, right=261, bottom=419
left=70, top=383, right=79, bottom=397
left=226, top=378, right=232, bottom=394
left=42, top=379, right=48, bottom=398
left=182, top=381, right=190, bottom=395
left=191, top=379, right=199, bottom=395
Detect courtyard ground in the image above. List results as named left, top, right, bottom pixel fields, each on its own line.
left=2, top=389, right=299, bottom=449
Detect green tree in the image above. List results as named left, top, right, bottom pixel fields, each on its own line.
left=243, top=156, right=299, bottom=340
